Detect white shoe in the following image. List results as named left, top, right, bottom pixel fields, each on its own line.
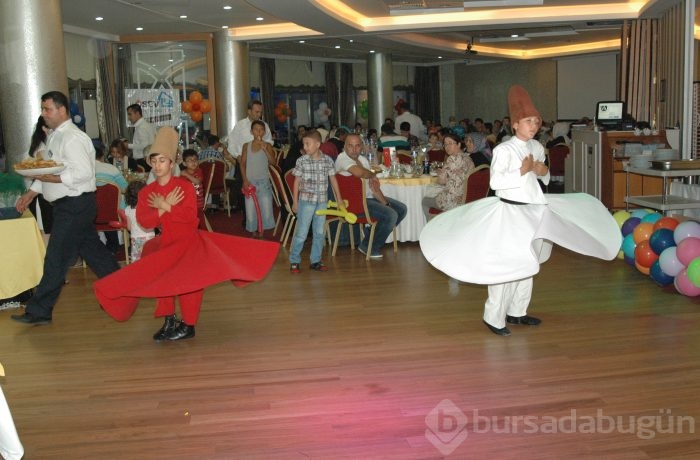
left=358, top=247, right=383, bottom=259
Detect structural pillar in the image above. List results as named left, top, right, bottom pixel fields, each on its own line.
left=367, top=52, right=393, bottom=130
left=213, top=31, right=249, bottom=139
left=0, top=0, right=68, bottom=168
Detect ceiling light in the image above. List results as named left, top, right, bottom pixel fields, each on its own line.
left=136, top=27, right=143, bottom=31
left=221, top=25, right=228, bottom=29
left=369, top=50, right=375, bottom=53
left=95, top=17, right=103, bottom=21
left=223, top=5, right=232, bottom=10
left=180, top=15, right=187, bottom=19
left=349, top=39, right=354, bottom=43
left=438, top=56, right=443, bottom=59
left=511, top=34, right=519, bottom=38
left=256, top=17, right=264, bottom=21
left=334, top=45, right=340, bottom=49
left=299, top=40, right=305, bottom=43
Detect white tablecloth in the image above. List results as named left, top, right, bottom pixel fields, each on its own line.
left=0, top=385, right=23, bottom=460
left=379, top=176, right=439, bottom=242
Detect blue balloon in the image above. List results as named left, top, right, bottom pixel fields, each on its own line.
left=649, top=228, right=676, bottom=255
left=641, top=212, right=662, bottom=225
left=621, top=233, right=637, bottom=259
left=624, top=254, right=636, bottom=266
left=621, top=217, right=641, bottom=237
left=650, top=260, right=675, bottom=286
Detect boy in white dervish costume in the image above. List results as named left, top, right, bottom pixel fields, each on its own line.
left=420, top=85, right=621, bottom=336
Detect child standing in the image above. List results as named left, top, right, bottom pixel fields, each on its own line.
left=123, top=180, right=155, bottom=262
left=419, top=85, right=621, bottom=337
left=289, top=129, right=345, bottom=273
left=180, top=148, right=207, bottom=230
left=94, top=127, right=279, bottom=342
left=240, top=120, right=276, bottom=237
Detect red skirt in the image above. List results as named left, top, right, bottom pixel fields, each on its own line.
left=94, top=232, right=279, bottom=321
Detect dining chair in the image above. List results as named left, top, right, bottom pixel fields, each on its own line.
left=200, top=158, right=231, bottom=217
left=428, top=164, right=491, bottom=216
left=546, top=144, right=568, bottom=181
left=94, top=181, right=127, bottom=261
left=428, top=149, right=446, bottom=163
left=396, top=152, right=413, bottom=164
left=334, top=174, right=397, bottom=260
left=108, top=208, right=130, bottom=264
left=269, top=165, right=296, bottom=245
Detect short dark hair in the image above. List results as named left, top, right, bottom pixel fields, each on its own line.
left=251, top=119, right=266, bottom=131
left=207, top=134, right=219, bottom=146
left=41, top=91, right=69, bottom=109
left=182, top=149, right=198, bottom=161
left=380, top=123, right=395, bottom=135
left=248, top=100, right=263, bottom=110
left=125, top=180, right=146, bottom=208
left=127, top=103, right=142, bottom=116
left=399, top=122, right=411, bottom=132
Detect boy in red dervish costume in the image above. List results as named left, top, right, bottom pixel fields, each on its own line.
left=94, top=127, right=279, bottom=341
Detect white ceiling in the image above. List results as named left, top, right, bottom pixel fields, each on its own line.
left=60, top=0, right=680, bottom=64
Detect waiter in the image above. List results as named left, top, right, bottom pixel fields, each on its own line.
left=12, top=91, right=120, bottom=325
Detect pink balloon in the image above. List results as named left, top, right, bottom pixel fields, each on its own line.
left=659, top=247, right=684, bottom=277
left=674, top=269, right=700, bottom=296
left=674, top=221, right=700, bottom=243
left=676, top=237, right=700, bottom=266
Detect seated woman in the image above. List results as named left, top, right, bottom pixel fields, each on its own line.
left=465, top=132, right=492, bottom=167
left=422, top=133, right=475, bottom=219
left=108, top=138, right=137, bottom=173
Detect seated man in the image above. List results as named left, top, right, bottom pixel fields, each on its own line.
left=335, top=133, right=407, bottom=259
left=377, top=123, right=410, bottom=153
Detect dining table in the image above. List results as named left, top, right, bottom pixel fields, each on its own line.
left=0, top=211, right=46, bottom=300
left=378, top=174, right=440, bottom=242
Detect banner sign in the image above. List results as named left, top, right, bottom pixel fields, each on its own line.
left=124, top=89, right=181, bottom=128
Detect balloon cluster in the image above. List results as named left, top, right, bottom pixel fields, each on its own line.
left=315, top=102, right=331, bottom=124
left=181, top=91, right=211, bottom=123
left=358, top=100, right=369, bottom=120
left=274, top=101, right=292, bottom=123
left=615, top=209, right=700, bottom=296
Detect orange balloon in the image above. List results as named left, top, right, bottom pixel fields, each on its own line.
left=633, top=222, right=654, bottom=244
left=653, top=216, right=680, bottom=232
left=190, top=111, right=203, bottom=122
left=635, top=260, right=650, bottom=275
left=191, top=102, right=201, bottom=112
left=634, top=240, right=659, bottom=268
left=200, top=100, right=211, bottom=113
left=181, top=100, right=192, bottom=113
left=188, top=91, right=203, bottom=104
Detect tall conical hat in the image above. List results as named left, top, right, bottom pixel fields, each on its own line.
left=508, top=85, right=541, bottom=124
left=149, top=127, right=179, bottom=162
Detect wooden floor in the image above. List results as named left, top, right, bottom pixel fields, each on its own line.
left=1, top=242, right=700, bottom=459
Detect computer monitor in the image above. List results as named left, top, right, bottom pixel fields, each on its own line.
left=596, top=101, right=625, bottom=128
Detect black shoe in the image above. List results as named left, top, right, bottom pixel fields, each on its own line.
left=483, top=320, right=510, bottom=336
left=506, top=315, right=541, bottom=326
left=153, top=315, right=179, bottom=341
left=11, top=312, right=52, bottom=325
left=166, top=323, right=195, bottom=341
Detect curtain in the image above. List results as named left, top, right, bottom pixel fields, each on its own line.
left=414, top=66, right=440, bottom=125
left=620, top=19, right=658, bottom=125
left=324, top=63, right=338, bottom=127
left=95, top=40, right=120, bottom=144
left=339, top=63, right=354, bottom=127
left=116, top=45, right=133, bottom=139
left=260, top=58, right=276, bottom=126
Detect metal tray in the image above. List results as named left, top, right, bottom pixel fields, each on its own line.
left=650, top=159, right=700, bottom=171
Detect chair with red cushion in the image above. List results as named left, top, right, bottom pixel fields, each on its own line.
left=333, top=174, right=397, bottom=260
left=428, top=164, right=491, bottom=216
left=95, top=181, right=129, bottom=262
left=428, top=149, right=446, bottom=163
left=547, top=144, right=568, bottom=180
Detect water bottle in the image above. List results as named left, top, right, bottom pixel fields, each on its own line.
left=423, top=156, right=430, bottom=175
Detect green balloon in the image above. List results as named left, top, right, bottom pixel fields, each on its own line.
left=687, top=257, right=700, bottom=287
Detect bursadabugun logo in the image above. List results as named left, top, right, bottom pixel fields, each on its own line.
left=424, top=399, right=469, bottom=455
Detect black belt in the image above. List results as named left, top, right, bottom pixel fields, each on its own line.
left=51, top=191, right=94, bottom=205
left=500, top=198, right=527, bottom=205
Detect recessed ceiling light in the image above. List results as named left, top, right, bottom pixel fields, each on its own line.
left=168, top=59, right=174, bottom=62
left=95, top=16, right=103, bottom=21
left=334, top=45, right=340, bottom=49
left=438, top=56, right=443, bottom=59
left=256, top=17, right=264, bottom=21
left=349, top=39, right=354, bottom=43
left=180, top=15, right=187, bottom=19
left=299, top=40, right=305, bottom=43
left=136, top=27, right=143, bottom=31
left=223, top=5, right=232, bottom=10
left=221, top=25, right=228, bottom=29
left=511, top=34, right=519, bottom=38
left=369, top=50, right=375, bottom=53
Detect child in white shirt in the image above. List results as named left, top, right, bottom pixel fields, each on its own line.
left=123, top=180, right=155, bottom=262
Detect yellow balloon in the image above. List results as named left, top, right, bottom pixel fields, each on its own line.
left=613, top=210, right=631, bottom=229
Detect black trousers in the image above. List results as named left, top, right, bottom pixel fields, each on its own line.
left=25, top=192, right=120, bottom=318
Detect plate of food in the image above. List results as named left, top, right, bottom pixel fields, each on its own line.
left=14, top=158, right=65, bottom=177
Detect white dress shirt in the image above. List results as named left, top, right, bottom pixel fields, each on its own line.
left=29, top=119, right=96, bottom=202
left=490, top=136, right=550, bottom=204
left=228, top=117, right=272, bottom=158
left=335, top=152, right=375, bottom=199
left=128, top=117, right=157, bottom=160
left=395, top=111, right=427, bottom=141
